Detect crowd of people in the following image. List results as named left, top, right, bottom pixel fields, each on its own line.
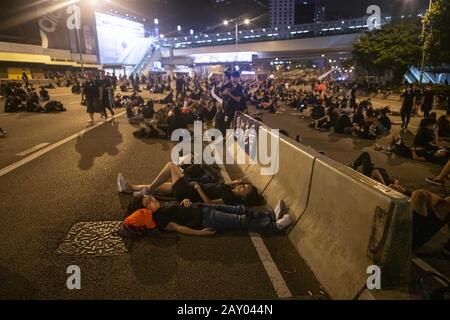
left=0, top=81, right=66, bottom=114
left=93, top=67, right=448, bottom=257
left=3, top=67, right=448, bottom=255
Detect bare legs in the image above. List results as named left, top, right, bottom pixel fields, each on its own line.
left=128, top=162, right=184, bottom=194
left=433, top=160, right=450, bottom=182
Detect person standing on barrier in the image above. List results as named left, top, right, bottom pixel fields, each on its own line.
left=222, top=71, right=246, bottom=129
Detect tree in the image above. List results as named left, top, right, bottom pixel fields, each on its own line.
left=423, top=0, right=450, bottom=65
left=352, top=19, right=422, bottom=84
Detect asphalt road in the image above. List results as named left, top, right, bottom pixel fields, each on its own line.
left=0, top=87, right=323, bottom=299
left=0, top=87, right=447, bottom=299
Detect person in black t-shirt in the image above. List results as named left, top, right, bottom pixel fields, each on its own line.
left=400, top=85, right=415, bottom=130
left=222, top=71, right=246, bottom=129
left=98, top=71, right=115, bottom=118
left=175, top=74, right=185, bottom=101
left=126, top=195, right=294, bottom=236
left=409, top=190, right=450, bottom=255
left=81, top=71, right=101, bottom=126
left=117, top=162, right=263, bottom=206
left=413, top=118, right=438, bottom=151
left=437, top=112, right=450, bottom=138
left=421, top=86, right=434, bottom=118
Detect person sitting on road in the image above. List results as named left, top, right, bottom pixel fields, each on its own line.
left=437, top=112, right=450, bottom=138
left=352, top=108, right=378, bottom=140
left=377, top=108, right=391, bottom=135
left=39, top=87, right=50, bottom=101
left=117, top=162, right=263, bottom=207
left=410, top=189, right=450, bottom=256
left=413, top=118, right=440, bottom=152
left=309, top=105, right=339, bottom=131
left=157, top=90, right=174, bottom=104
left=334, top=111, right=353, bottom=134
left=133, top=120, right=169, bottom=140
left=374, top=133, right=450, bottom=165
left=425, top=159, right=450, bottom=187
left=125, top=195, right=293, bottom=237
left=25, top=90, right=45, bottom=112
left=350, top=152, right=409, bottom=194
left=352, top=105, right=365, bottom=126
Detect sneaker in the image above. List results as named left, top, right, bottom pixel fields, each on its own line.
left=274, top=200, right=287, bottom=220
left=425, top=177, right=445, bottom=187
left=442, top=240, right=450, bottom=257
left=133, top=188, right=153, bottom=198
left=117, top=173, right=132, bottom=194
left=276, top=214, right=294, bottom=231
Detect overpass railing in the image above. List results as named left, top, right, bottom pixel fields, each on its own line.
left=158, top=16, right=390, bottom=50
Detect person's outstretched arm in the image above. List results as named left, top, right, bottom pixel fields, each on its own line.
left=193, top=182, right=225, bottom=205
left=165, top=222, right=216, bottom=236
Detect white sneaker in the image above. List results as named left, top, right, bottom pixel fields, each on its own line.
left=274, top=200, right=287, bottom=220
left=117, top=173, right=131, bottom=194
left=276, top=214, right=293, bottom=231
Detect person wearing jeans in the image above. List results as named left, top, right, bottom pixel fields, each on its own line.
left=126, top=195, right=293, bottom=237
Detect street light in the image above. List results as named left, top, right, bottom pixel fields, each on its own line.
left=223, top=18, right=251, bottom=46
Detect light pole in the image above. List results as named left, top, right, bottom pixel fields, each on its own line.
left=75, top=27, right=85, bottom=75
left=224, top=18, right=250, bottom=47
left=419, top=0, right=433, bottom=84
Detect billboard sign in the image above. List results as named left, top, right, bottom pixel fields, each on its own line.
left=94, top=11, right=148, bottom=65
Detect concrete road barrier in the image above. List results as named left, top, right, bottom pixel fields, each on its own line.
left=289, top=156, right=412, bottom=300
left=263, top=138, right=318, bottom=220
left=232, top=113, right=412, bottom=299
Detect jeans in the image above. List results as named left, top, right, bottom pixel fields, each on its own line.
left=202, top=204, right=278, bottom=235
left=202, top=204, right=247, bottom=233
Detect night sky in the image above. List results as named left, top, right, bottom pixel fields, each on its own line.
left=0, top=0, right=431, bottom=34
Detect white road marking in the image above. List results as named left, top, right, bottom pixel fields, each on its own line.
left=0, top=111, right=126, bottom=178
left=249, top=232, right=293, bottom=299
left=216, top=160, right=293, bottom=299
left=16, top=143, right=50, bottom=156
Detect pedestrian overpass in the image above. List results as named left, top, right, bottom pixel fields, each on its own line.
left=168, top=33, right=361, bottom=65
left=131, top=16, right=376, bottom=74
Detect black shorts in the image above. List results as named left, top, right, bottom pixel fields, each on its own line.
left=412, top=210, right=445, bottom=251
left=86, top=97, right=100, bottom=114
left=172, top=177, right=201, bottom=202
